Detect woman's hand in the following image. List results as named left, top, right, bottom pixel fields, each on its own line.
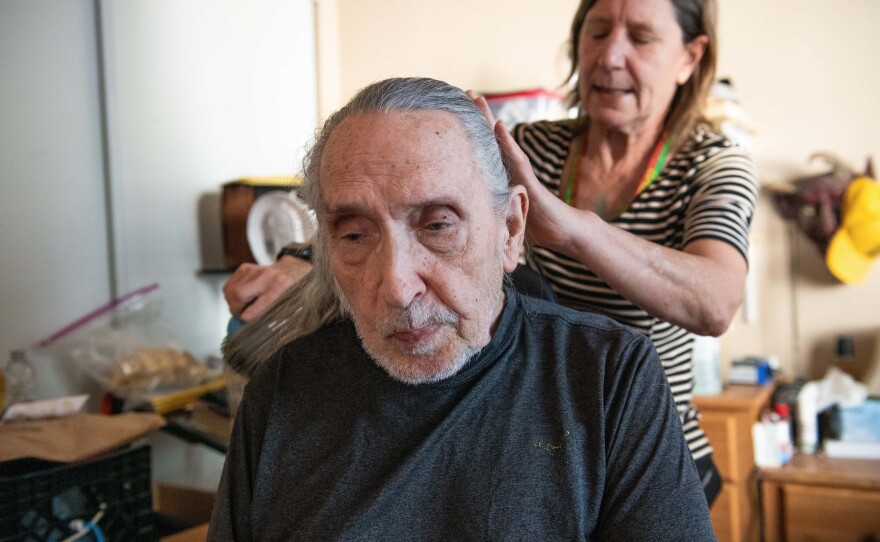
left=223, top=256, right=312, bottom=322
left=494, top=120, right=583, bottom=252
left=466, top=91, right=577, bottom=253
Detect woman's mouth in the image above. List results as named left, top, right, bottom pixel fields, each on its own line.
left=593, top=84, right=632, bottom=96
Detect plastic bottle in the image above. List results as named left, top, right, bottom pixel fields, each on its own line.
left=692, top=335, right=722, bottom=395
left=5, top=349, right=36, bottom=406
left=797, top=382, right=820, bottom=454
left=753, top=409, right=782, bottom=467
left=773, top=404, right=794, bottom=464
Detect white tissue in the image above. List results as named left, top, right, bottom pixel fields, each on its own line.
left=1, top=394, right=89, bottom=421
left=797, top=367, right=868, bottom=453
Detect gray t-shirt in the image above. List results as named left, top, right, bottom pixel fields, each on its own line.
left=209, top=290, right=715, bottom=541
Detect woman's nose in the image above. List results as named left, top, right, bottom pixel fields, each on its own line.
left=375, top=238, right=426, bottom=309
left=598, top=30, right=628, bottom=70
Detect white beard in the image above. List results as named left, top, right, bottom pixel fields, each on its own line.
left=334, top=277, right=503, bottom=385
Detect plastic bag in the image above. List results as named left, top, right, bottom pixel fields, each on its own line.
left=40, top=284, right=218, bottom=397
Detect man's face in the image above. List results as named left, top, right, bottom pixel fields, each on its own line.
left=320, top=110, right=522, bottom=384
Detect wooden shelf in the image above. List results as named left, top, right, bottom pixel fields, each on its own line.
left=760, top=454, right=880, bottom=541
left=761, top=453, right=880, bottom=491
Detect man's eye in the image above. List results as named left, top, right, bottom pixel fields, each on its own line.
left=341, top=232, right=365, bottom=242
left=425, top=222, right=450, bottom=232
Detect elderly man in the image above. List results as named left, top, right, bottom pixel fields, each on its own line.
left=208, top=77, right=714, bottom=541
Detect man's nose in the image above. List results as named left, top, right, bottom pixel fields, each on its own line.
left=375, top=237, right=426, bottom=309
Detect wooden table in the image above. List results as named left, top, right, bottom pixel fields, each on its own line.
left=760, top=453, right=880, bottom=541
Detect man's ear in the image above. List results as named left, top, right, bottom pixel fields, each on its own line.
left=502, top=185, right=528, bottom=273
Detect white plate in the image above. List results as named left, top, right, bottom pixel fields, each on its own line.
left=246, top=191, right=316, bottom=265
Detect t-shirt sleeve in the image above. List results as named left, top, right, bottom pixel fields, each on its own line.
left=596, top=333, right=717, bottom=541
left=207, top=357, right=277, bottom=541
left=682, top=143, right=758, bottom=264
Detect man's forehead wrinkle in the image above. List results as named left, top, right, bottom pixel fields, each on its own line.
left=317, top=109, right=487, bottom=220
left=324, top=183, right=465, bottom=219
left=321, top=142, right=444, bottom=179
left=320, top=160, right=440, bottom=208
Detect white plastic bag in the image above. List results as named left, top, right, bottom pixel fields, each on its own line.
left=41, top=284, right=217, bottom=397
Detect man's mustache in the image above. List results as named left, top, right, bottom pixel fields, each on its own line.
left=378, top=301, right=459, bottom=336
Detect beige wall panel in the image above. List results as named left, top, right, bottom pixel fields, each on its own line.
left=336, top=0, right=579, bottom=102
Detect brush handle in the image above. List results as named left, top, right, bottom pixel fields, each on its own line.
left=227, top=316, right=245, bottom=337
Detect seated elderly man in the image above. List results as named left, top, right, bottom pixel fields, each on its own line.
left=208, top=77, right=714, bottom=541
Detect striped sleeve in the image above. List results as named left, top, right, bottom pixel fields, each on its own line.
left=682, top=143, right=758, bottom=263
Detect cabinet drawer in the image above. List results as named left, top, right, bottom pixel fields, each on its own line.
left=701, top=411, right=754, bottom=482
left=709, top=478, right=760, bottom=542
left=784, top=484, right=880, bottom=541
left=708, top=484, right=733, bottom=542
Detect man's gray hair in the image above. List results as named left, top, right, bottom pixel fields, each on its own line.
left=224, top=77, right=511, bottom=376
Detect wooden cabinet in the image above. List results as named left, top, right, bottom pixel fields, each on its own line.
left=761, top=454, right=880, bottom=541
left=694, top=383, right=775, bottom=542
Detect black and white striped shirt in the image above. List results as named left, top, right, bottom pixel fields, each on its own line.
left=513, top=119, right=758, bottom=459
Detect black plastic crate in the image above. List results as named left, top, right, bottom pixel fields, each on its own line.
left=0, top=445, right=156, bottom=542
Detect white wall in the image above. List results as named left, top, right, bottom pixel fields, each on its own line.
left=101, top=0, right=318, bottom=358
left=715, top=0, right=880, bottom=378
left=335, top=0, right=578, bottom=99
left=0, top=1, right=111, bottom=401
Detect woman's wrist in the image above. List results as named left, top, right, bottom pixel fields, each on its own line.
left=552, top=208, right=600, bottom=259
left=277, top=242, right=313, bottom=262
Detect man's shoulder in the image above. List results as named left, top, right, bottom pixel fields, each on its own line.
left=253, top=319, right=359, bottom=376
left=515, top=293, right=645, bottom=344
left=509, top=293, right=659, bottom=397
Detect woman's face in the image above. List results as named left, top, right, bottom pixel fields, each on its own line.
left=578, top=0, right=706, bottom=135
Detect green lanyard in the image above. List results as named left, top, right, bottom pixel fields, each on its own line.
left=564, top=133, right=671, bottom=206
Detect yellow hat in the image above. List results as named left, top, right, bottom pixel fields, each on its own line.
left=826, top=176, right=880, bottom=284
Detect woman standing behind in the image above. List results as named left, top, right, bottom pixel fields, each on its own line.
left=487, top=0, right=757, bottom=503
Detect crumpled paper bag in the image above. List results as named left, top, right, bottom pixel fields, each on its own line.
left=0, top=412, right=166, bottom=463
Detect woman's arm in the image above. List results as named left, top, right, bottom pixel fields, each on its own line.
left=495, top=120, right=752, bottom=336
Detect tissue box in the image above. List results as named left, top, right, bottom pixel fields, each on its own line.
left=728, top=357, right=772, bottom=385
left=824, top=398, right=880, bottom=459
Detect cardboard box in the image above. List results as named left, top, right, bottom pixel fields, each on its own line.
left=162, top=523, right=209, bottom=542
left=153, top=483, right=215, bottom=542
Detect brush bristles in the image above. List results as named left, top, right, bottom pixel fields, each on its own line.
left=222, top=268, right=343, bottom=377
